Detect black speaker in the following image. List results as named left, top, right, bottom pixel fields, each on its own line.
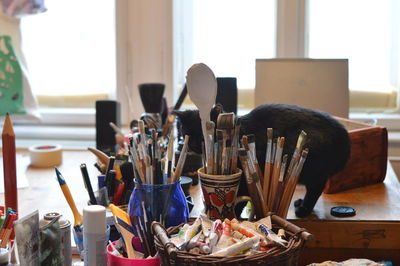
left=216, top=77, right=238, bottom=114
left=96, top=100, right=121, bottom=155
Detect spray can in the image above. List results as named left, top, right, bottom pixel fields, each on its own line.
left=83, top=205, right=106, bottom=266
left=40, top=212, right=72, bottom=266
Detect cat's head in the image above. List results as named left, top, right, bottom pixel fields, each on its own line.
left=172, top=104, right=224, bottom=154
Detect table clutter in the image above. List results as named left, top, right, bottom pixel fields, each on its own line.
left=0, top=63, right=316, bottom=265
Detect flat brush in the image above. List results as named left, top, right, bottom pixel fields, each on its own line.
left=247, top=134, right=263, bottom=183
left=205, top=121, right=215, bottom=174
left=272, top=154, right=288, bottom=212
left=215, top=130, right=223, bottom=174
left=263, top=128, right=273, bottom=211
left=238, top=149, right=266, bottom=219
left=173, top=135, right=189, bottom=182
left=278, top=149, right=309, bottom=218
left=286, top=130, right=307, bottom=180
left=230, top=117, right=241, bottom=172
left=268, top=137, right=285, bottom=211
left=217, top=113, right=235, bottom=174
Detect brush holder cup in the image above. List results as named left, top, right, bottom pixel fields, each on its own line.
left=138, top=83, right=165, bottom=129
left=128, top=179, right=189, bottom=230
left=198, top=167, right=254, bottom=220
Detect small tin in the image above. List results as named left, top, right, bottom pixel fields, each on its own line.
left=42, top=213, right=72, bottom=266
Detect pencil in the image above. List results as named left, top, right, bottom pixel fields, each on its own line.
left=2, top=114, right=17, bottom=212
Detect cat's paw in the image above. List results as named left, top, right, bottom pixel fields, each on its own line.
left=295, top=205, right=312, bottom=217
left=294, top=199, right=303, bottom=207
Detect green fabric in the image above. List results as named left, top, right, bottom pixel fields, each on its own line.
left=0, top=35, right=25, bottom=115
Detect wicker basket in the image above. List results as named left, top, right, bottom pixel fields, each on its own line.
left=152, top=214, right=312, bottom=266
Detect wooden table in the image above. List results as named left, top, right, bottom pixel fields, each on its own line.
left=1, top=149, right=399, bottom=264
left=287, top=162, right=400, bottom=265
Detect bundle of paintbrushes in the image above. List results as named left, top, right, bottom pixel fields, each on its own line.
left=109, top=204, right=156, bottom=259
left=127, top=120, right=189, bottom=185
left=203, top=112, right=241, bottom=175
left=239, top=129, right=309, bottom=219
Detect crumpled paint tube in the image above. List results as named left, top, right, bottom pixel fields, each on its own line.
left=211, top=236, right=259, bottom=257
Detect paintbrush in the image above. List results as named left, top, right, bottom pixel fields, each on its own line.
left=166, top=131, right=174, bottom=184
left=138, top=83, right=165, bottom=113
left=131, top=216, right=150, bottom=257
left=278, top=149, right=308, bottom=218
left=162, top=114, right=176, bottom=137
left=272, top=154, right=288, bottom=212
left=55, top=168, right=83, bottom=229
left=109, top=204, right=132, bottom=226
left=215, top=130, right=223, bottom=174
left=286, top=130, right=307, bottom=180
left=114, top=217, right=136, bottom=259
left=173, top=135, right=189, bottom=182
left=263, top=128, right=273, bottom=211
left=238, top=149, right=266, bottom=219
left=268, top=137, right=285, bottom=211
left=247, top=134, right=263, bottom=183
left=205, top=121, right=215, bottom=174
left=230, top=117, right=241, bottom=173
left=217, top=113, right=235, bottom=175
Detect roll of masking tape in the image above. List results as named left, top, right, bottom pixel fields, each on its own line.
left=29, top=144, right=63, bottom=168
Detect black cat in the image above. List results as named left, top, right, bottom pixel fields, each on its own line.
left=173, top=103, right=351, bottom=217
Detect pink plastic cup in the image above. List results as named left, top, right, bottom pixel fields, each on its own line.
left=107, top=238, right=160, bottom=266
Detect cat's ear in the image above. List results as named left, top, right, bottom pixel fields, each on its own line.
left=211, top=104, right=224, bottom=122
left=172, top=109, right=197, bottom=124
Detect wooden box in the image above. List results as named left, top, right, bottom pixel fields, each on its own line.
left=323, top=117, right=388, bottom=194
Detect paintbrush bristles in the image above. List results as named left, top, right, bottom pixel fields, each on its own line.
left=216, top=112, right=235, bottom=130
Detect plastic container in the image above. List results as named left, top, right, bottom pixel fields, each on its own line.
left=107, top=239, right=160, bottom=266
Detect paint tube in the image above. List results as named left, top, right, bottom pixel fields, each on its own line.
left=200, top=214, right=213, bottom=237
left=211, top=236, right=259, bottom=257
left=212, top=220, right=234, bottom=252
left=228, top=220, right=266, bottom=244
left=207, top=219, right=222, bottom=251
left=256, top=223, right=288, bottom=247
left=169, top=223, right=190, bottom=248
left=182, top=217, right=202, bottom=248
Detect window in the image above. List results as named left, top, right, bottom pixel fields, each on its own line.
left=176, top=0, right=400, bottom=115
left=308, top=0, right=400, bottom=111
left=20, top=0, right=116, bottom=109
